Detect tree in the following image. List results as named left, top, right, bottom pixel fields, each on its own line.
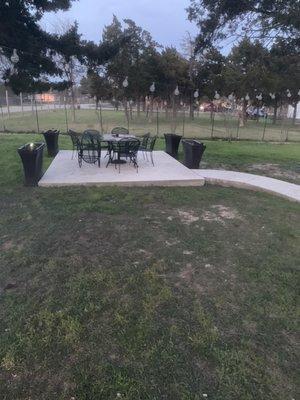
left=221, top=38, right=270, bottom=125
left=80, top=72, right=112, bottom=104
left=181, top=32, right=198, bottom=118
left=53, top=21, right=85, bottom=121
left=0, top=1, right=122, bottom=95
left=157, top=47, right=190, bottom=101
left=194, top=48, right=226, bottom=99
left=187, top=0, right=300, bottom=51
left=0, top=0, right=75, bottom=93
left=268, top=39, right=300, bottom=124
left=102, top=16, right=161, bottom=118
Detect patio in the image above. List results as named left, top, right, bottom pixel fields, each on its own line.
left=39, top=150, right=205, bottom=187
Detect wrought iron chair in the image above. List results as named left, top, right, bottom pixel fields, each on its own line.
left=143, top=135, right=157, bottom=166
left=78, top=131, right=102, bottom=168
left=139, top=132, right=150, bottom=156
left=106, top=138, right=140, bottom=173
left=68, top=129, right=82, bottom=159
left=111, top=126, right=129, bottom=136
left=83, top=128, right=110, bottom=157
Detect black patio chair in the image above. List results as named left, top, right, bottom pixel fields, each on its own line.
left=143, top=135, right=157, bottom=166
left=111, top=126, right=129, bottom=136
left=83, top=128, right=110, bottom=157
left=78, top=131, right=101, bottom=168
left=139, top=132, right=150, bottom=155
left=68, top=129, right=82, bottom=159
left=106, top=138, right=140, bottom=173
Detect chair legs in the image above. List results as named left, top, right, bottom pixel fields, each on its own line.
left=143, top=151, right=154, bottom=166
left=150, top=151, right=154, bottom=166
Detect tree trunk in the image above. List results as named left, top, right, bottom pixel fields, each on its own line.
left=123, top=99, right=129, bottom=127
left=5, top=90, right=10, bottom=117
left=149, top=95, right=154, bottom=122
left=239, top=100, right=247, bottom=128
left=20, top=92, right=24, bottom=116
left=292, top=102, right=298, bottom=125
left=273, top=101, right=278, bottom=124
left=69, top=60, right=76, bottom=122
left=70, top=84, right=76, bottom=122
left=189, top=94, right=194, bottom=119
left=137, top=97, right=141, bottom=117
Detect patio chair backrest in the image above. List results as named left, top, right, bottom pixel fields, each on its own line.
left=141, top=132, right=150, bottom=147
left=79, top=131, right=101, bottom=164
left=115, top=138, right=140, bottom=156
left=126, top=138, right=140, bottom=155
left=111, top=126, right=129, bottom=135
left=68, top=129, right=81, bottom=147
left=148, top=135, right=157, bottom=151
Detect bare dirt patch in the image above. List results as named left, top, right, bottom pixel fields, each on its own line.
left=179, top=263, right=195, bottom=282
left=202, top=205, right=241, bottom=225
left=137, top=249, right=152, bottom=258
left=165, top=239, right=181, bottom=247
left=247, top=163, right=300, bottom=182
left=1, top=240, right=14, bottom=250
left=1, top=240, right=23, bottom=251
left=177, top=210, right=200, bottom=225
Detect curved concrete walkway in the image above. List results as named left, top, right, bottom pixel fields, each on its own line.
left=192, top=169, right=300, bottom=203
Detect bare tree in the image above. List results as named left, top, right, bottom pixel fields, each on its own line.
left=181, top=32, right=197, bottom=119
left=50, top=19, right=85, bottom=122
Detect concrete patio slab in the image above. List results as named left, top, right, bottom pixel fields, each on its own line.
left=193, top=169, right=300, bottom=203
left=39, top=150, right=205, bottom=187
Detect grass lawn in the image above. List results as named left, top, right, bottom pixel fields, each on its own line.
left=2, top=133, right=300, bottom=184
left=0, top=134, right=299, bottom=399
left=1, top=108, right=300, bottom=142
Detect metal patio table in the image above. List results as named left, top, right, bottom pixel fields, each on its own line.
left=101, top=134, right=137, bottom=164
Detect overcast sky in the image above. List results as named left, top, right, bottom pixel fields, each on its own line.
left=43, top=0, right=199, bottom=50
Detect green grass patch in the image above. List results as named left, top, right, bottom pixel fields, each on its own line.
left=0, top=133, right=299, bottom=399
left=1, top=108, right=299, bottom=142
left=1, top=133, right=299, bottom=186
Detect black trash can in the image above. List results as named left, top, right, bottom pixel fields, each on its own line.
left=182, top=140, right=206, bottom=169
left=43, top=129, right=60, bottom=157
left=164, top=133, right=182, bottom=159
left=18, top=142, right=45, bottom=186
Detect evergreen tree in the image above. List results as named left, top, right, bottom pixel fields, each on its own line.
left=0, top=1, right=121, bottom=94
left=187, top=0, right=300, bottom=51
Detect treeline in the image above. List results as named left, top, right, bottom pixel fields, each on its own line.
left=80, top=17, right=300, bottom=124
left=1, top=1, right=299, bottom=125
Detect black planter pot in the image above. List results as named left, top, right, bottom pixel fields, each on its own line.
left=182, top=140, right=206, bottom=169
left=164, top=133, right=182, bottom=159
left=43, top=129, right=60, bottom=157
left=18, top=142, right=45, bottom=186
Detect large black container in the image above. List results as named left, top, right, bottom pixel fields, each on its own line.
left=18, top=142, right=45, bottom=186
left=182, top=140, right=206, bottom=169
left=43, top=129, right=60, bottom=157
left=164, top=133, right=182, bottom=159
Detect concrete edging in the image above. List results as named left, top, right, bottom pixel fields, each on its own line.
left=192, top=169, right=300, bottom=203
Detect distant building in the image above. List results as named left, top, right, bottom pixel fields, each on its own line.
left=35, top=93, right=55, bottom=103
